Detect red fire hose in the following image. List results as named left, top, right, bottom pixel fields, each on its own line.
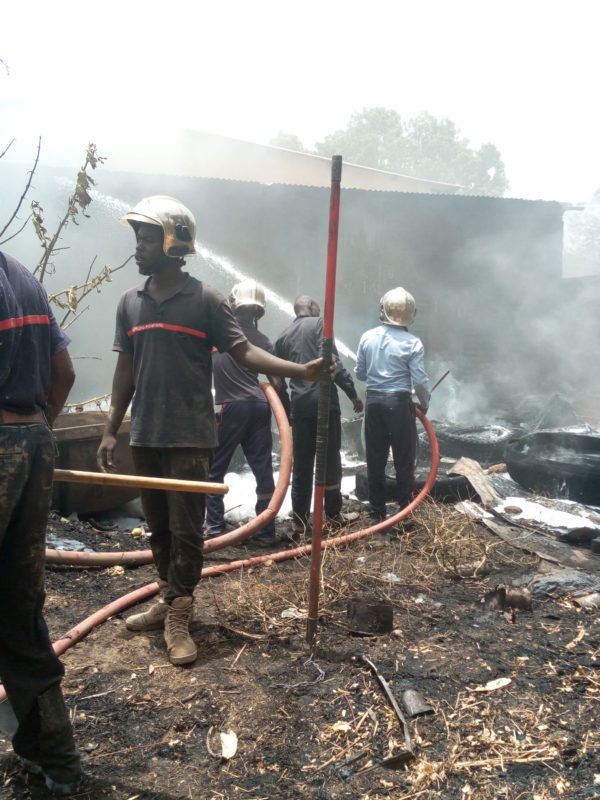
left=45, top=382, right=292, bottom=566
left=0, top=409, right=438, bottom=704
left=0, top=407, right=438, bottom=705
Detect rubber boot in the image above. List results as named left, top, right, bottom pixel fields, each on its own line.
left=13, top=684, right=82, bottom=796
left=164, top=596, right=197, bottom=666
left=125, top=579, right=168, bottom=631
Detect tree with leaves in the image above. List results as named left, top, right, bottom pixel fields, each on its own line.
left=271, top=107, right=508, bottom=196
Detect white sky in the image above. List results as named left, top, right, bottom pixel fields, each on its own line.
left=1, top=0, right=599, bottom=202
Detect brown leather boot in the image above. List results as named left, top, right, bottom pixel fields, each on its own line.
left=125, top=580, right=168, bottom=631
left=164, top=596, right=197, bottom=665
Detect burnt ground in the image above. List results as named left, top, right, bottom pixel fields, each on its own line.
left=1, top=500, right=599, bottom=800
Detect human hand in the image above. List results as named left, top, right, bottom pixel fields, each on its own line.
left=301, top=358, right=335, bottom=382
left=352, top=397, right=364, bottom=413
left=97, top=433, right=118, bottom=472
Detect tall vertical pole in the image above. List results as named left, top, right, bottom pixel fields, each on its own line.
left=306, top=155, right=342, bottom=647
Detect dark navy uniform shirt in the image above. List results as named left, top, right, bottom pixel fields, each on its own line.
left=275, top=315, right=358, bottom=420
left=212, top=318, right=273, bottom=404
left=113, top=273, right=246, bottom=448
left=0, top=252, right=70, bottom=414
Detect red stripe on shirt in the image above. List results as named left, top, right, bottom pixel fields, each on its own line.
left=127, top=322, right=207, bottom=339
left=0, top=314, right=50, bottom=331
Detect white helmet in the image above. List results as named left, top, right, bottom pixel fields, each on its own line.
left=121, top=195, right=196, bottom=258
left=380, top=287, right=416, bottom=326
left=229, top=280, right=266, bottom=319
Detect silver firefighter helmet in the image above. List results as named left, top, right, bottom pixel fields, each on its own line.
left=121, top=195, right=196, bottom=258
left=229, top=279, right=266, bottom=319
left=379, top=287, right=417, bottom=326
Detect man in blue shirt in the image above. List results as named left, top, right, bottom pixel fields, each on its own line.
left=355, top=287, right=430, bottom=522
left=0, top=251, right=79, bottom=795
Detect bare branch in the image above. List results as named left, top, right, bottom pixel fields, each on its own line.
left=0, top=138, right=15, bottom=160
left=0, top=213, right=31, bottom=246
left=0, top=136, right=41, bottom=242
left=84, top=255, right=97, bottom=284
left=62, top=305, right=89, bottom=329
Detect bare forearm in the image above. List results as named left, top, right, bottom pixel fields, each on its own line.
left=47, top=349, right=75, bottom=424
left=104, top=354, right=135, bottom=435
left=230, top=341, right=321, bottom=381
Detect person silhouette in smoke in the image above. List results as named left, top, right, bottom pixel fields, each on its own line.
left=97, top=197, right=324, bottom=666
left=355, top=287, right=430, bottom=524
left=275, top=295, right=363, bottom=538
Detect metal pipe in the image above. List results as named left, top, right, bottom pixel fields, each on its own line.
left=307, top=154, right=342, bottom=647
left=430, top=369, right=450, bottom=393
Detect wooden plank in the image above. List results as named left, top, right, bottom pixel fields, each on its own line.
left=448, top=457, right=501, bottom=509
left=54, top=469, right=228, bottom=495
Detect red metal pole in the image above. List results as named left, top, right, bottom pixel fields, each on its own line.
left=306, top=155, right=342, bottom=646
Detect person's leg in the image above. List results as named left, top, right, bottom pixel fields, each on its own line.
left=127, top=447, right=176, bottom=632
left=0, top=424, right=81, bottom=791
left=131, top=446, right=172, bottom=583
left=365, top=398, right=392, bottom=519
left=323, top=411, right=343, bottom=518
left=291, top=415, right=317, bottom=531
left=161, top=447, right=212, bottom=665
left=241, top=402, right=276, bottom=541
left=205, top=404, right=245, bottom=537
left=389, top=399, right=417, bottom=509
left=162, top=448, right=211, bottom=600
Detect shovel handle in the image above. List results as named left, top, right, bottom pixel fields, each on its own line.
left=360, top=655, right=413, bottom=754
left=53, top=469, right=228, bottom=495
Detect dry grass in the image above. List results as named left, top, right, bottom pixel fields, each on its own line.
left=208, top=500, right=537, bottom=632
left=202, top=501, right=598, bottom=799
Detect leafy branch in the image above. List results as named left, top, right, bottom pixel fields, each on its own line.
left=48, top=254, right=131, bottom=328
left=32, top=143, right=106, bottom=283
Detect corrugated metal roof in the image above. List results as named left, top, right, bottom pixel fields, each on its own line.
left=104, top=128, right=463, bottom=195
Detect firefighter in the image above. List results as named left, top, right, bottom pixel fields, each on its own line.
left=275, top=295, right=363, bottom=537
left=0, top=251, right=80, bottom=795
left=205, top=280, right=286, bottom=547
left=355, top=287, right=430, bottom=522
left=97, top=197, right=323, bottom=666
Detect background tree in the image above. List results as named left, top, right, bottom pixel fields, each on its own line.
left=273, top=107, right=509, bottom=196
left=269, top=131, right=309, bottom=152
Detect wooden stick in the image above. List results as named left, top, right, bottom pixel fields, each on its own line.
left=53, top=468, right=228, bottom=495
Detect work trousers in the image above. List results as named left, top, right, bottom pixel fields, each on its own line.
left=365, top=395, right=417, bottom=517
left=205, top=401, right=275, bottom=539
left=131, top=446, right=212, bottom=603
left=0, top=424, right=72, bottom=749
left=291, top=411, right=342, bottom=522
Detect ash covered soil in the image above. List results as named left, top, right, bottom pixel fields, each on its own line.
left=1, top=501, right=599, bottom=800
